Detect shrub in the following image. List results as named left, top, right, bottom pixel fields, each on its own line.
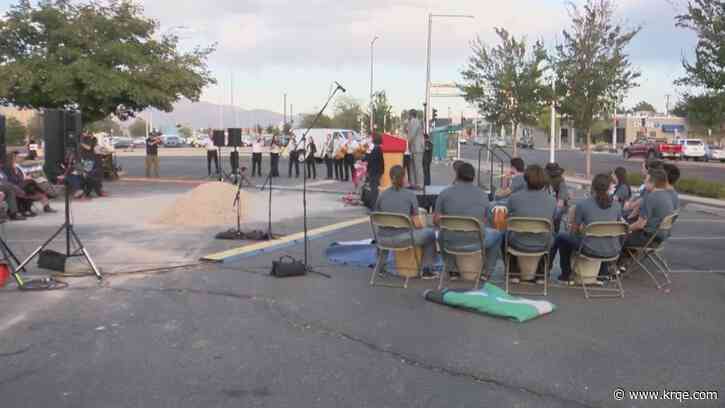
left=622, top=173, right=725, bottom=199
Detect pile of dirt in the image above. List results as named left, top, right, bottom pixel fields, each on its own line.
left=154, top=182, right=248, bottom=227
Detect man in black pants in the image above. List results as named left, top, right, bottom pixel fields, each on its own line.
left=288, top=138, right=300, bottom=178
left=305, top=139, right=317, bottom=179
left=423, top=134, right=433, bottom=186
left=343, top=134, right=358, bottom=182
left=323, top=134, right=334, bottom=180
left=251, top=135, right=263, bottom=177
left=206, top=140, right=219, bottom=176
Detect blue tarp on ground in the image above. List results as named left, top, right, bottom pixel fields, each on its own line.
left=325, top=240, right=443, bottom=275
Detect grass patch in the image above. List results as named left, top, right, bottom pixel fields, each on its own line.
left=625, top=173, right=725, bottom=199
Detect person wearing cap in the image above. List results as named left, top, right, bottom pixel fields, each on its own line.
left=145, top=131, right=162, bottom=178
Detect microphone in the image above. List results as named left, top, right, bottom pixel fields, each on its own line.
left=334, top=81, right=347, bottom=93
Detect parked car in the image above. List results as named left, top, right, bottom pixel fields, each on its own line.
left=705, top=144, right=725, bottom=162
left=161, top=135, right=182, bottom=147
left=493, top=138, right=507, bottom=148
left=517, top=135, right=534, bottom=149
left=623, top=138, right=682, bottom=160
left=676, top=138, right=706, bottom=161
left=113, top=137, right=133, bottom=149
left=132, top=137, right=146, bottom=148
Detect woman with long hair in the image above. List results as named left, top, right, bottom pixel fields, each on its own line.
left=612, top=166, right=631, bottom=204
left=545, top=162, right=570, bottom=234
left=374, top=165, right=438, bottom=279
left=550, top=173, right=623, bottom=285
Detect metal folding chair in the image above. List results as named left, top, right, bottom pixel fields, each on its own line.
left=369, top=212, right=421, bottom=289
left=438, top=216, right=487, bottom=290
left=572, top=222, right=629, bottom=299
left=623, top=212, right=679, bottom=290
left=504, top=217, right=553, bottom=296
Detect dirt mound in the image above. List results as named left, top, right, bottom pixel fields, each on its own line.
left=154, top=182, right=248, bottom=227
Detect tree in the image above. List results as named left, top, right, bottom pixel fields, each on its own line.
left=5, top=117, right=27, bottom=145
left=255, top=124, right=264, bottom=134
left=331, top=97, right=363, bottom=130
left=676, top=0, right=725, bottom=92
left=553, top=0, right=640, bottom=178
left=264, top=125, right=280, bottom=136
left=363, top=91, right=396, bottom=133
left=0, top=0, right=216, bottom=124
left=300, top=114, right=333, bottom=129
left=85, top=116, right=123, bottom=135
left=177, top=125, right=193, bottom=139
left=129, top=118, right=148, bottom=137
left=632, top=101, right=656, bottom=113
left=672, top=93, right=725, bottom=138
left=459, top=28, right=550, bottom=157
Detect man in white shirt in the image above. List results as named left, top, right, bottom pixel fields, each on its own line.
left=405, top=110, right=424, bottom=188
left=333, top=135, right=344, bottom=181
left=343, top=134, right=359, bottom=182
left=287, top=137, right=300, bottom=178
left=251, top=136, right=263, bottom=177
left=206, top=135, right=218, bottom=176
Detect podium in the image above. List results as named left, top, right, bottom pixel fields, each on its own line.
left=380, top=133, right=407, bottom=189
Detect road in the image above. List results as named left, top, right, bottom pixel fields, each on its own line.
left=461, top=145, right=725, bottom=184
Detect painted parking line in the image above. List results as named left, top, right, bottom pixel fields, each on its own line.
left=201, top=216, right=370, bottom=262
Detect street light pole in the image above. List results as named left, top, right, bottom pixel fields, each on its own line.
left=550, top=79, right=556, bottom=163
left=425, top=13, right=474, bottom=134
left=370, top=35, right=379, bottom=136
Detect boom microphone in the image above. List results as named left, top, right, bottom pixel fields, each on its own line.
left=334, top=81, right=347, bottom=93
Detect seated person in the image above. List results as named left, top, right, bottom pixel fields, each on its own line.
left=0, top=171, right=25, bottom=221
left=3, top=151, right=56, bottom=216
left=662, top=163, right=680, bottom=211
left=611, top=166, right=632, bottom=205
left=624, top=159, right=663, bottom=221
left=434, top=162, right=503, bottom=278
left=496, top=157, right=526, bottom=199
left=79, top=133, right=107, bottom=198
left=550, top=174, right=623, bottom=285
left=545, top=162, right=570, bottom=234
left=621, top=168, right=675, bottom=256
left=374, top=165, right=438, bottom=279
left=505, top=164, right=557, bottom=283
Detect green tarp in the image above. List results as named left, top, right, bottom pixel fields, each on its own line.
left=424, top=283, right=556, bottom=323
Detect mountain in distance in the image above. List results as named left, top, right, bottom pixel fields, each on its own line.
left=131, top=99, right=295, bottom=132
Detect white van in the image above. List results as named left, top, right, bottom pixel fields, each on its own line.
left=290, top=128, right=361, bottom=158
left=676, top=138, right=706, bottom=160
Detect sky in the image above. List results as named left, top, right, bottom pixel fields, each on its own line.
left=0, top=0, right=699, bottom=118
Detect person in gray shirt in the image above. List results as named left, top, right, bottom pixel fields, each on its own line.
left=374, top=165, right=438, bottom=278
left=434, top=162, right=504, bottom=278
left=663, top=163, right=680, bottom=210
left=550, top=174, right=622, bottom=283
left=505, top=164, right=556, bottom=253
left=624, top=168, right=675, bottom=248
left=496, top=157, right=526, bottom=199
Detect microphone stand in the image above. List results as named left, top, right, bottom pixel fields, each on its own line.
left=298, top=84, right=344, bottom=276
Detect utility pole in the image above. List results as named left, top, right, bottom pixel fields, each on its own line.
left=612, top=100, right=617, bottom=151
left=550, top=79, right=556, bottom=163
left=370, top=35, right=379, bottom=136
left=284, top=93, right=287, bottom=127
left=665, top=94, right=671, bottom=117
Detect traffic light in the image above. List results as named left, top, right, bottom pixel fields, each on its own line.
left=432, top=109, right=438, bottom=122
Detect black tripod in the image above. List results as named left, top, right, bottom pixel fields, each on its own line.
left=15, top=162, right=102, bottom=280
left=0, top=234, right=27, bottom=287
left=259, top=171, right=276, bottom=240
left=298, top=82, right=346, bottom=273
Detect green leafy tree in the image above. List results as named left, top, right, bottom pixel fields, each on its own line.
left=331, top=97, right=363, bottom=130
left=128, top=117, right=148, bottom=137
left=177, top=125, right=193, bottom=139
left=363, top=91, right=396, bottom=133
left=5, top=117, right=27, bottom=145
left=300, top=114, right=333, bottom=129
left=672, top=93, right=725, bottom=139
left=459, top=28, right=550, bottom=157
left=631, top=101, right=656, bottom=113
left=676, top=0, right=725, bottom=92
left=0, top=0, right=216, bottom=124
left=553, top=0, right=640, bottom=177
left=85, top=116, right=122, bottom=135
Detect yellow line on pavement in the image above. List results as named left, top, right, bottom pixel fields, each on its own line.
left=201, top=216, right=370, bottom=262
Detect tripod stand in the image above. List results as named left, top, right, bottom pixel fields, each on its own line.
left=0, top=233, right=27, bottom=287
left=259, top=171, right=276, bottom=240
left=298, top=82, right=346, bottom=273
left=15, top=164, right=102, bottom=280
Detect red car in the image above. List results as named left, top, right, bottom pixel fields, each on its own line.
left=623, top=138, right=682, bottom=160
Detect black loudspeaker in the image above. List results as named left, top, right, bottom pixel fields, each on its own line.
left=228, top=128, right=242, bottom=147
left=230, top=150, right=239, bottom=171
left=212, top=130, right=225, bottom=147
left=43, top=109, right=82, bottom=182
left=0, top=115, right=6, bottom=165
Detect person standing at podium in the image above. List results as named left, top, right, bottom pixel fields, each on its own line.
left=405, top=110, right=424, bottom=189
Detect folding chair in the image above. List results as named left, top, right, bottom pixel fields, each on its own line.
left=623, top=212, right=679, bottom=290
left=369, top=212, right=421, bottom=289
left=505, top=217, right=553, bottom=296
left=438, top=216, right=487, bottom=291
left=572, top=222, right=629, bottom=299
